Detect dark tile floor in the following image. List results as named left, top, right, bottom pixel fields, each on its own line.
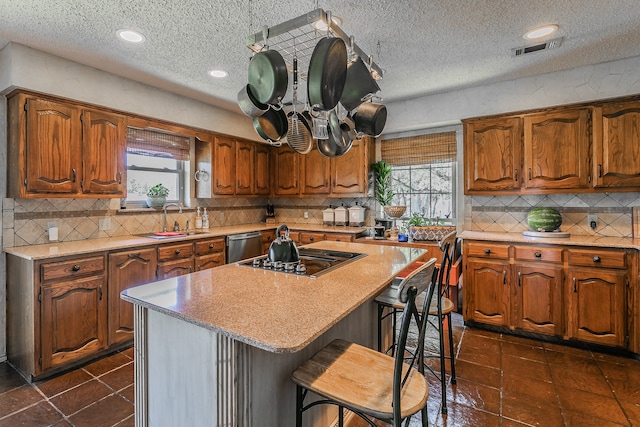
left=1, top=315, right=639, bottom=426
left=0, top=347, right=134, bottom=427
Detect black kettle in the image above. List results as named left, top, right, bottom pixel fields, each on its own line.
left=268, top=224, right=300, bottom=263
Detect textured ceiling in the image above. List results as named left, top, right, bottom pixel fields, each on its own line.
left=1, top=0, right=640, bottom=113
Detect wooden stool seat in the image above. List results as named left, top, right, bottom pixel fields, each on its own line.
left=291, top=339, right=428, bottom=420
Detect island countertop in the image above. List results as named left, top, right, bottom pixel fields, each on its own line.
left=121, top=241, right=426, bottom=354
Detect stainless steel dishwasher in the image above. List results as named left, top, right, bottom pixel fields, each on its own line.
left=226, top=231, right=263, bottom=263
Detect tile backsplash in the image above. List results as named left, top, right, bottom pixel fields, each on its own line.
left=464, top=193, right=640, bottom=237
left=2, top=197, right=376, bottom=248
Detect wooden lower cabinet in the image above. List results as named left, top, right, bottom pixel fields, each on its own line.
left=513, top=264, right=563, bottom=336
left=108, top=248, right=157, bottom=345
left=262, top=230, right=276, bottom=254
left=465, top=258, right=510, bottom=327
left=194, top=237, right=225, bottom=271
left=40, top=276, right=107, bottom=372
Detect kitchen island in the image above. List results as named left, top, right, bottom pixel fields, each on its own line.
left=121, top=241, right=426, bottom=427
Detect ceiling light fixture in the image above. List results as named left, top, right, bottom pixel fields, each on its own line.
left=117, top=29, right=145, bottom=43
left=208, top=69, right=228, bottom=78
left=524, top=24, right=559, bottom=40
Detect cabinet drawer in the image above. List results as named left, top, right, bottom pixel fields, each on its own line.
left=514, top=246, right=563, bottom=263
left=567, top=248, right=626, bottom=269
left=300, top=232, right=325, bottom=244
left=262, top=230, right=276, bottom=244
left=158, top=242, right=194, bottom=262
left=195, top=253, right=225, bottom=271
left=465, top=242, right=509, bottom=259
left=288, top=231, right=301, bottom=243
left=194, top=238, right=224, bottom=255
left=157, top=258, right=194, bottom=278
left=40, top=255, right=105, bottom=282
left=324, top=233, right=354, bottom=242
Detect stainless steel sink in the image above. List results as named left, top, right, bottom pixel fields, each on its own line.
left=140, top=231, right=211, bottom=239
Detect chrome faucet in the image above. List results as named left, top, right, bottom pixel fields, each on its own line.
left=162, top=202, right=183, bottom=232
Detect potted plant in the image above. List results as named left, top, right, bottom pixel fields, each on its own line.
left=146, top=183, right=169, bottom=208
left=407, top=212, right=456, bottom=241
left=373, top=161, right=406, bottom=218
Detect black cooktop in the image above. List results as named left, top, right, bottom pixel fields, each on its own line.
left=237, top=247, right=366, bottom=278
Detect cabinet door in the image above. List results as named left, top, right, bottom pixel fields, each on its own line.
left=81, top=109, right=126, bottom=195
left=331, top=139, right=367, bottom=195
left=213, top=136, right=236, bottom=195
left=195, top=253, right=225, bottom=271
left=157, top=258, right=194, bottom=279
left=194, top=136, right=213, bottom=198
left=464, top=117, right=522, bottom=192
left=236, top=140, right=254, bottom=195
left=301, top=148, right=331, bottom=194
left=40, top=276, right=107, bottom=371
left=593, top=101, right=640, bottom=188
left=567, top=268, right=627, bottom=347
left=254, top=143, right=271, bottom=195
left=523, top=109, right=590, bottom=190
left=465, top=259, right=510, bottom=326
left=25, top=98, right=82, bottom=194
left=513, top=264, right=563, bottom=336
left=108, top=249, right=157, bottom=345
left=272, top=146, right=300, bottom=195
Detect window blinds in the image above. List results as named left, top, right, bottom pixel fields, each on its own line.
left=381, top=131, right=456, bottom=166
left=126, top=128, right=190, bottom=160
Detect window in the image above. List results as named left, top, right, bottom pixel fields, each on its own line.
left=381, top=131, right=457, bottom=222
left=125, top=128, right=190, bottom=207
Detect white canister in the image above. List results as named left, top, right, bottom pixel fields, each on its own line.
left=348, top=203, right=366, bottom=226
left=322, top=206, right=335, bottom=225
left=334, top=205, right=349, bottom=226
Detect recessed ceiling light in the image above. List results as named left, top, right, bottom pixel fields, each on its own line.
left=524, top=24, right=559, bottom=40
left=208, top=69, right=228, bottom=78
left=117, top=29, right=145, bottom=43
left=313, top=15, right=343, bottom=31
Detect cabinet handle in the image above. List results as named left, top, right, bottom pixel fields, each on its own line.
left=598, top=164, right=603, bottom=178
left=484, top=249, right=491, bottom=255
left=72, top=265, right=81, bottom=272
left=517, top=271, right=521, bottom=287
left=514, top=169, right=518, bottom=182
left=528, top=168, right=532, bottom=180
left=175, top=249, right=181, bottom=255
left=195, top=170, right=201, bottom=182
left=573, top=277, right=577, bottom=293
left=309, top=236, right=314, bottom=241
left=209, top=243, right=214, bottom=249
left=503, top=270, right=507, bottom=284
left=99, top=285, right=103, bottom=300
left=117, top=171, right=122, bottom=184
left=534, top=251, right=542, bottom=258
left=593, top=256, right=601, bottom=263
left=72, top=168, right=77, bottom=183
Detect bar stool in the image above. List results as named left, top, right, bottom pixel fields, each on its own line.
left=292, top=259, right=438, bottom=427
left=375, top=231, right=457, bottom=415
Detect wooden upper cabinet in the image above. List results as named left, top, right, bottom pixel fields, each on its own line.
left=301, top=148, right=331, bottom=194
left=464, top=117, right=522, bottom=193
left=593, top=100, right=640, bottom=188
left=523, top=108, right=591, bottom=190
left=213, top=136, right=236, bottom=195
left=24, top=97, right=83, bottom=194
left=81, top=109, right=126, bottom=195
left=235, top=140, right=255, bottom=195
left=331, top=138, right=367, bottom=196
left=273, top=146, right=300, bottom=195
left=254, top=143, right=270, bottom=195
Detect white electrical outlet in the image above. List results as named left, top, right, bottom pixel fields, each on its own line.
left=587, top=214, right=597, bottom=229
left=99, top=217, right=112, bottom=231
left=304, top=211, right=309, bottom=219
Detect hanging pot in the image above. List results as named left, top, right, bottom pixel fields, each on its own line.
left=317, top=113, right=353, bottom=158
left=354, top=102, right=387, bottom=137
left=237, top=84, right=268, bottom=117
left=307, top=37, right=348, bottom=111
left=248, top=50, right=289, bottom=105
left=253, top=108, right=288, bottom=142
left=339, top=57, right=380, bottom=111
left=286, top=111, right=314, bottom=154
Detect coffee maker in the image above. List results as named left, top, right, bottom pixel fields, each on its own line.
left=266, top=204, right=275, bottom=224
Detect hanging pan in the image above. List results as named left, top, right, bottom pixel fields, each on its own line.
left=253, top=108, right=288, bottom=143
left=237, top=84, right=268, bottom=117
left=286, top=111, right=314, bottom=154
left=248, top=49, right=289, bottom=105
left=307, top=37, right=348, bottom=111
left=354, top=102, right=387, bottom=137
left=339, top=56, right=380, bottom=112
left=318, top=110, right=353, bottom=158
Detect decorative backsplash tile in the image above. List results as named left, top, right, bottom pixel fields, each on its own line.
left=465, top=193, right=639, bottom=237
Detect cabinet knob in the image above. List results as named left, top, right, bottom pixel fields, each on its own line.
left=484, top=249, right=491, bottom=255
left=175, top=249, right=181, bottom=255
left=534, top=252, right=542, bottom=258
left=309, top=236, right=314, bottom=241
left=593, top=256, right=601, bottom=263
left=209, top=244, right=214, bottom=249
left=72, top=265, right=81, bottom=272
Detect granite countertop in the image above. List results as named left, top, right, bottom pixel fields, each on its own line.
left=460, top=230, right=639, bottom=249
left=121, top=241, right=426, bottom=354
left=4, top=223, right=368, bottom=260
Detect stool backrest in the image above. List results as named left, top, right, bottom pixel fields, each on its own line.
left=393, top=261, right=439, bottom=425
left=396, top=257, right=437, bottom=303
